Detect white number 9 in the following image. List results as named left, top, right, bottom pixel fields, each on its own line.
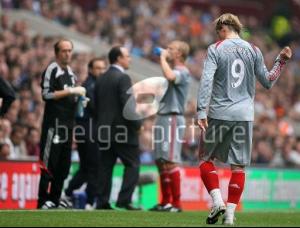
left=231, top=59, right=245, bottom=88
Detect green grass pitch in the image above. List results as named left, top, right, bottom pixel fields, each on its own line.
left=0, top=211, right=299, bottom=227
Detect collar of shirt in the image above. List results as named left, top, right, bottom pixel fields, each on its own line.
left=55, top=62, right=76, bottom=78
left=112, top=64, right=125, bottom=73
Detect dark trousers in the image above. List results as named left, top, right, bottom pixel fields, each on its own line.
left=38, top=126, right=73, bottom=208
left=97, top=143, right=140, bottom=207
left=65, top=138, right=100, bottom=205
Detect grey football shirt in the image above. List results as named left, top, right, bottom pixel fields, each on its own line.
left=158, top=66, right=191, bottom=115
left=197, top=38, right=286, bottom=121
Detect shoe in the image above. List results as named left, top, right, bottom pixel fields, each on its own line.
left=167, top=206, right=182, bottom=213
left=116, top=203, right=142, bottom=211
left=58, top=198, right=73, bottom=209
left=85, top=204, right=94, bottom=211
left=96, top=203, right=114, bottom=210
left=149, top=204, right=172, bottom=212
left=41, top=201, right=57, bottom=210
left=206, top=205, right=226, bottom=224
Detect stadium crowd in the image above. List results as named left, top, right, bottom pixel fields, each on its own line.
left=1, top=0, right=300, bottom=168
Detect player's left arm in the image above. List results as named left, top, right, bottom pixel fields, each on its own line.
left=255, top=46, right=292, bottom=89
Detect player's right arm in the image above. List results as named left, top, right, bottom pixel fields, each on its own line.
left=196, top=45, right=218, bottom=131
left=41, top=64, right=86, bottom=101
left=255, top=46, right=292, bottom=89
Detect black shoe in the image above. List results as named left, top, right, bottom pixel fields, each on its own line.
left=96, top=203, right=114, bottom=210
left=116, top=203, right=142, bottom=211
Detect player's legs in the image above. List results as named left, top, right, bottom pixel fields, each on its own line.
left=223, top=121, right=251, bottom=225
left=156, top=160, right=172, bottom=207
left=223, top=165, right=245, bottom=225
left=199, top=159, right=226, bottom=224
left=166, top=162, right=182, bottom=211
left=199, top=119, right=234, bottom=224
left=152, top=115, right=184, bottom=212
left=154, top=160, right=182, bottom=212
left=151, top=115, right=172, bottom=211
left=164, top=161, right=182, bottom=209
left=199, top=160, right=225, bottom=207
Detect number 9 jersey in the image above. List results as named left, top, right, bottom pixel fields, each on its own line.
left=197, top=38, right=287, bottom=122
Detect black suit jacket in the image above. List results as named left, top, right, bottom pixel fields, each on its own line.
left=94, top=66, right=142, bottom=146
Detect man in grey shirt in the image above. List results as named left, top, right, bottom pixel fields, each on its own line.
left=196, top=13, right=292, bottom=225
left=150, top=41, right=190, bottom=212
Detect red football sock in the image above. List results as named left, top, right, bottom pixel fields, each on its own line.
left=169, top=167, right=181, bottom=208
left=227, top=170, right=245, bottom=205
left=199, top=161, right=220, bottom=193
left=160, top=171, right=172, bottom=205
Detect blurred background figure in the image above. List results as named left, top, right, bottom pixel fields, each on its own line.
left=0, top=0, right=299, bottom=168
left=0, top=142, right=10, bottom=160
left=64, top=57, right=107, bottom=210
left=0, top=76, right=15, bottom=117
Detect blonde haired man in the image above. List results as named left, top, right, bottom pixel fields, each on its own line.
left=151, top=41, right=191, bottom=212
left=197, top=13, right=292, bottom=225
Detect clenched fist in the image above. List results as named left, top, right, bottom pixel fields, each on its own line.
left=280, top=46, right=292, bottom=61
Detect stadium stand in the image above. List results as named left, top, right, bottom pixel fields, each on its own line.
left=0, top=0, right=300, bottom=168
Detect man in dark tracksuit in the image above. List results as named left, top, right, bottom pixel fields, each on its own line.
left=0, top=77, right=15, bottom=116
left=37, top=39, right=87, bottom=209
left=95, top=46, right=142, bottom=210
left=64, top=58, right=107, bottom=209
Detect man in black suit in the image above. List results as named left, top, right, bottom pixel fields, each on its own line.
left=95, top=46, right=142, bottom=210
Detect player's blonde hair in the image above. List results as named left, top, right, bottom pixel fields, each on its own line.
left=172, top=40, right=190, bottom=62
left=214, top=13, right=243, bottom=34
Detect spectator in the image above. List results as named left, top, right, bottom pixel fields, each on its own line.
left=287, top=139, right=300, bottom=167
left=0, top=118, right=14, bottom=157
left=26, top=127, right=40, bottom=157
left=0, top=76, right=16, bottom=116
left=254, top=140, right=274, bottom=165
left=0, top=143, right=10, bottom=160
left=1, top=1, right=300, bottom=169
left=10, top=124, right=28, bottom=159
